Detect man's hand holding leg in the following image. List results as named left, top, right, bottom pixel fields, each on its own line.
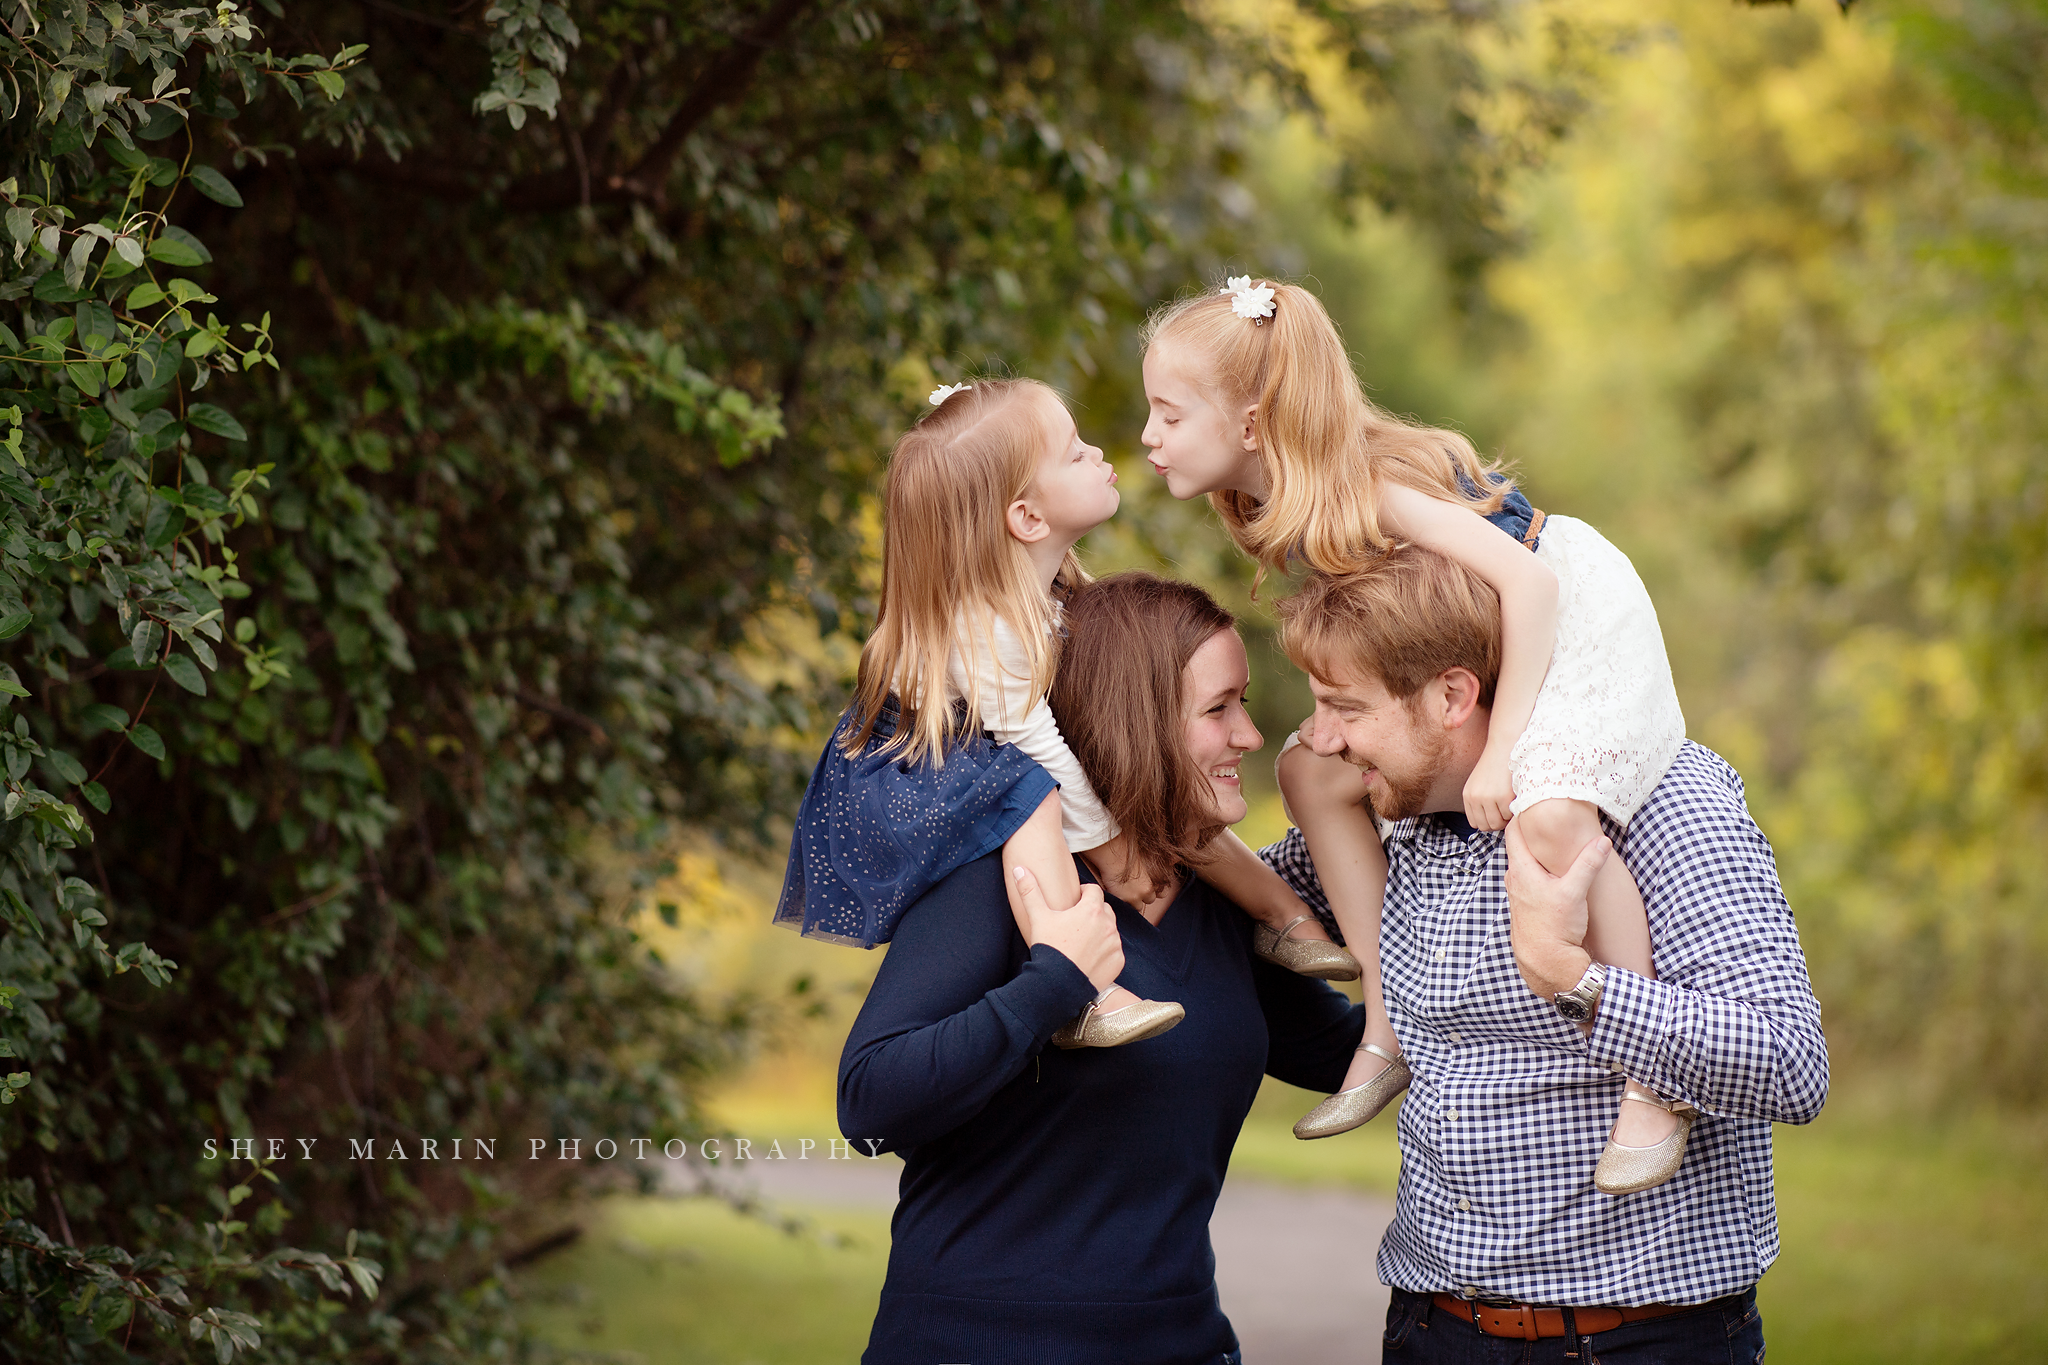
left=1504, top=817, right=1609, bottom=1005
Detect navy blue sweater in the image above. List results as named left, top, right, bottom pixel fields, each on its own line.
left=839, top=853, right=1365, bottom=1365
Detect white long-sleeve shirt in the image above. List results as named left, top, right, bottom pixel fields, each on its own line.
left=946, top=613, right=1119, bottom=853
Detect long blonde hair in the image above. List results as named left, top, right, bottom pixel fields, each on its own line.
left=844, top=378, right=1084, bottom=766
left=1142, top=280, right=1509, bottom=581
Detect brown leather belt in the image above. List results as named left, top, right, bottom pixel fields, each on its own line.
left=1431, top=1292, right=1694, bottom=1339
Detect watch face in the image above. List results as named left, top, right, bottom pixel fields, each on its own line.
left=1555, top=996, right=1592, bottom=1023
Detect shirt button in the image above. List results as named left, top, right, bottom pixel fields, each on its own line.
left=1610, top=1062, right=1626, bottom=1074
left=1434, top=948, right=1447, bottom=962
left=1447, top=1109, right=1460, bottom=1121
left=1462, top=1284, right=1480, bottom=1297
left=1457, top=1199, right=1472, bottom=1212
left=1448, top=1031, right=1462, bottom=1044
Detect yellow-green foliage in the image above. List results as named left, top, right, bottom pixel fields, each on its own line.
left=1231, top=0, right=2048, bottom=1107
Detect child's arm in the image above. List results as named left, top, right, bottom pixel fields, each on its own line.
left=1378, top=482, right=1558, bottom=830
left=963, top=617, right=1120, bottom=855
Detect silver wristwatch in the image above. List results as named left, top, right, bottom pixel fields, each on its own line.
left=1552, top=961, right=1606, bottom=1023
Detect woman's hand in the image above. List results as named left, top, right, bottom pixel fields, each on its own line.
left=1010, top=866, right=1124, bottom=992
left=1463, top=746, right=1516, bottom=830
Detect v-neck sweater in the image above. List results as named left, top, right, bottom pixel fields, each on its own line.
left=839, top=852, right=1365, bottom=1365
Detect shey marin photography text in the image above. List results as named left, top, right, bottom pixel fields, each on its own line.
left=201, top=1136, right=890, bottom=1163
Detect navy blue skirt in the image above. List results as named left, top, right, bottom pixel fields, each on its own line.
left=773, top=703, right=1059, bottom=948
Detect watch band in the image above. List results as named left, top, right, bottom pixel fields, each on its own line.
left=1552, top=960, right=1606, bottom=1022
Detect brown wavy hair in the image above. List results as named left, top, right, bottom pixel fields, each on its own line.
left=1048, top=572, right=1237, bottom=896
left=1143, top=279, right=1510, bottom=586
left=1276, top=547, right=1503, bottom=707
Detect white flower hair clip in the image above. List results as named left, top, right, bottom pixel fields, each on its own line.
left=1223, top=276, right=1276, bottom=323
left=928, top=382, right=973, bottom=406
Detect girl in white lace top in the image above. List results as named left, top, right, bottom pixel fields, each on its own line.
left=1139, top=279, right=1692, bottom=1192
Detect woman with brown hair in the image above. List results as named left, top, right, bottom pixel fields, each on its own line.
left=839, top=571, right=1366, bottom=1365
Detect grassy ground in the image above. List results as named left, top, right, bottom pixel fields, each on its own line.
left=517, top=1194, right=892, bottom=1365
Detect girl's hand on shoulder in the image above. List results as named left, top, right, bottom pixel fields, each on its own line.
left=1464, top=748, right=1515, bottom=831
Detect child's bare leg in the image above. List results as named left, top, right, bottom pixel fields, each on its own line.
left=1515, top=797, right=1677, bottom=1148
left=1002, top=793, right=1139, bottom=1014
left=1278, top=740, right=1399, bottom=1091
left=1201, top=831, right=1336, bottom=942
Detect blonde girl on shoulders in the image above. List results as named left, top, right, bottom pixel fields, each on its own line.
left=1139, top=279, right=1691, bottom=1193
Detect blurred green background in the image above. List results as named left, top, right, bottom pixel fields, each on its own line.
left=523, top=4, right=2048, bottom=1360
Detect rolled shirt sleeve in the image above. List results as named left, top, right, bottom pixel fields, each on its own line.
left=1586, top=756, right=1828, bottom=1125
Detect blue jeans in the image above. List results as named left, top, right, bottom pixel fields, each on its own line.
left=1382, top=1287, right=1765, bottom=1364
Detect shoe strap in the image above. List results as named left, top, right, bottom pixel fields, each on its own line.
left=1358, top=1042, right=1404, bottom=1066
left=1621, top=1083, right=1685, bottom=1113
left=1275, top=913, right=1317, bottom=943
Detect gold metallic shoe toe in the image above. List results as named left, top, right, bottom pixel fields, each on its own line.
left=1292, top=1044, right=1411, bottom=1139
left=1593, top=1086, right=1696, bottom=1194
left=1254, top=914, right=1363, bottom=982
left=1050, top=997, right=1185, bottom=1050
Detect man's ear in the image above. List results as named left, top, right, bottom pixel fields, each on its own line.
left=1438, top=667, right=1486, bottom=729
left=1007, top=496, right=1050, bottom=545
left=1240, top=402, right=1260, bottom=453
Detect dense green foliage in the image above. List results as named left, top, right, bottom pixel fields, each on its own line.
left=0, top=0, right=1567, bottom=1359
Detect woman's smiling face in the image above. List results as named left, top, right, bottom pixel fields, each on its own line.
left=1182, top=628, right=1262, bottom=825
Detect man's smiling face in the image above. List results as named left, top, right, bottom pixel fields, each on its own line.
left=1301, top=666, right=1454, bottom=822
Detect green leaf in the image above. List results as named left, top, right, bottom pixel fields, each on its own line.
left=126, top=282, right=166, bottom=309
left=81, top=782, right=109, bottom=813
left=187, top=166, right=244, bottom=209
left=43, top=749, right=86, bottom=785
left=0, top=613, right=31, bottom=641
left=80, top=703, right=129, bottom=733
left=186, top=403, right=247, bottom=441
left=0, top=680, right=26, bottom=698
left=65, top=361, right=103, bottom=397
left=313, top=70, right=346, bottom=103
left=163, top=652, right=206, bottom=695
left=143, top=497, right=183, bottom=548
left=148, top=236, right=203, bottom=268
left=33, top=271, right=92, bottom=303
left=127, top=724, right=165, bottom=761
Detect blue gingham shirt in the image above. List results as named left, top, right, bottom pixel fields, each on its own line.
left=1261, top=741, right=1828, bottom=1306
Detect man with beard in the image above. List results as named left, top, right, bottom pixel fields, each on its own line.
left=1263, top=545, right=1827, bottom=1365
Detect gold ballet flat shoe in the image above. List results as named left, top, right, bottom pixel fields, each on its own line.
left=1253, top=913, right=1362, bottom=982
left=1050, top=996, right=1185, bottom=1050
left=1594, top=1085, right=1697, bottom=1195
left=1293, top=1043, right=1411, bottom=1139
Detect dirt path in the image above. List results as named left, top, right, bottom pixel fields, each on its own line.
left=701, top=1157, right=1394, bottom=1364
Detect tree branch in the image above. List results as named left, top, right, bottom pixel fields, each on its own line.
left=501, top=0, right=818, bottom=212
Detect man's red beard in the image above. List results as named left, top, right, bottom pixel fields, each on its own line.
left=1360, top=698, right=1454, bottom=822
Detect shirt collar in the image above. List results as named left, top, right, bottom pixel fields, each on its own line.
left=1384, top=809, right=1490, bottom=848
